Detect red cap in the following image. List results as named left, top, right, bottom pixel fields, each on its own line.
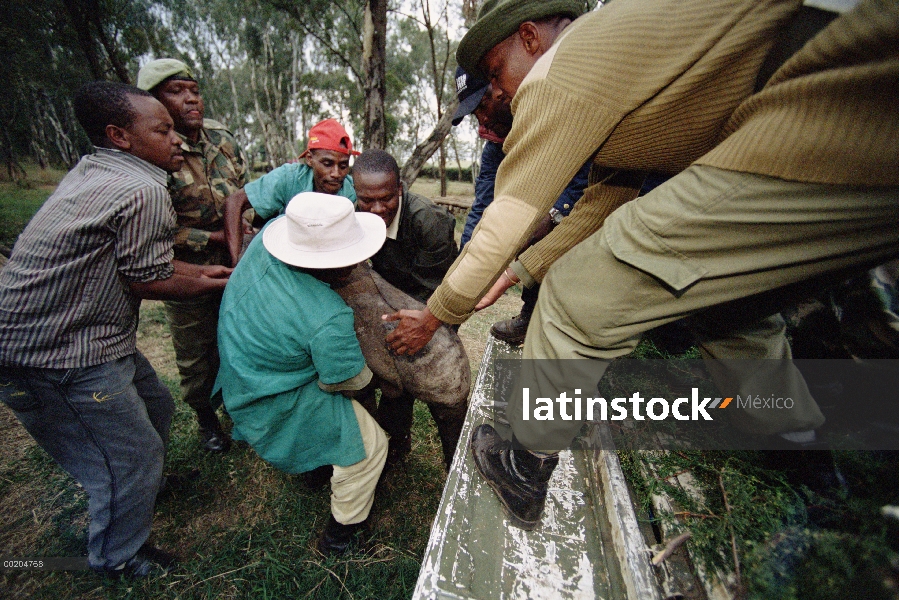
left=299, top=119, right=360, bottom=157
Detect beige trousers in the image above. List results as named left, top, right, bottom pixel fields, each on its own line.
left=330, top=400, right=388, bottom=524
left=517, top=165, right=899, bottom=448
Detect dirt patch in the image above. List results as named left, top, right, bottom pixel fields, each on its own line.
left=0, top=404, right=34, bottom=463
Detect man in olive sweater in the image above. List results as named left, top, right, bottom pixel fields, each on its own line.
left=385, top=0, right=899, bottom=528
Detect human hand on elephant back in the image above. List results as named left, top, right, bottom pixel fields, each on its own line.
left=383, top=307, right=442, bottom=356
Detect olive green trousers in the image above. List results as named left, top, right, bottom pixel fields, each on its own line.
left=516, top=165, right=899, bottom=449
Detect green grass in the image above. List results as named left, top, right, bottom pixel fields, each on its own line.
left=0, top=306, right=449, bottom=599
left=0, top=206, right=515, bottom=599
left=0, top=162, right=67, bottom=248
left=5, top=170, right=896, bottom=599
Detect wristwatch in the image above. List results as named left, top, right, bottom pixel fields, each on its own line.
left=549, top=207, right=564, bottom=225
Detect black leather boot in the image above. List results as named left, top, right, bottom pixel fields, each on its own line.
left=196, top=403, right=230, bottom=453
left=469, top=424, right=559, bottom=530
left=490, top=313, right=531, bottom=346
left=316, top=515, right=365, bottom=556
left=429, top=402, right=468, bottom=470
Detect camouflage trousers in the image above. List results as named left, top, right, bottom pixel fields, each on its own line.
left=163, top=291, right=223, bottom=414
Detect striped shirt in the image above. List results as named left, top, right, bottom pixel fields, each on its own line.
left=0, top=148, right=176, bottom=368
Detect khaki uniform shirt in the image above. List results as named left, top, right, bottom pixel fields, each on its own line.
left=169, top=119, right=247, bottom=265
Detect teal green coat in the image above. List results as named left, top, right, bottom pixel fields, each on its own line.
left=214, top=225, right=366, bottom=472
left=244, top=162, right=355, bottom=221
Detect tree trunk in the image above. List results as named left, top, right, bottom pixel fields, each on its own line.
left=439, top=142, right=447, bottom=196
left=400, top=97, right=458, bottom=187
left=250, top=61, right=278, bottom=170
left=61, top=0, right=104, bottom=80
left=362, top=0, right=388, bottom=149
left=2, top=129, right=26, bottom=183
left=90, top=9, right=131, bottom=83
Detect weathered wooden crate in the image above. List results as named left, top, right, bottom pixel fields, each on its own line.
left=413, top=336, right=663, bottom=600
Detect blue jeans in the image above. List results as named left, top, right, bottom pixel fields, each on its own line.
left=461, top=141, right=505, bottom=249
left=0, top=352, right=174, bottom=569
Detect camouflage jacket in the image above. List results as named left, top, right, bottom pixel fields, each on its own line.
left=168, top=119, right=247, bottom=265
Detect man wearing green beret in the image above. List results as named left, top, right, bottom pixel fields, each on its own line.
left=385, top=0, right=899, bottom=530
left=137, top=58, right=248, bottom=454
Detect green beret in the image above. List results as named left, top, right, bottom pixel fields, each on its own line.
left=136, top=58, right=195, bottom=92
left=456, top=0, right=585, bottom=78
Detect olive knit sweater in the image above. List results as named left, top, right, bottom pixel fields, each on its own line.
left=427, top=0, right=898, bottom=324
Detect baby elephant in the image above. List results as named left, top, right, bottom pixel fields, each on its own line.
left=333, top=263, right=470, bottom=469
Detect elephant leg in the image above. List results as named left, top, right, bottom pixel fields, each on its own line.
left=376, top=392, right=415, bottom=467
left=428, top=401, right=468, bottom=471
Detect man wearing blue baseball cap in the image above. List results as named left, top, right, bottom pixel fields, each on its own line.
left=451, top=64, right=589, bottom=346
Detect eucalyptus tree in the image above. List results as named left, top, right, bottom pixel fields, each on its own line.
left=1, top=0, right=170, bottom=179
left=390, top=1, right=458, bottom=188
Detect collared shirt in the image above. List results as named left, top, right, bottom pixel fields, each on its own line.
left=385, top=194, right=403, bottom=240
left=0, top=148, right=176, bottom=368
left=244, top=162, right=356, bottom=221
left=168, top=119, right=247, bottom=265
left=367, top=191, right=458, bottom=304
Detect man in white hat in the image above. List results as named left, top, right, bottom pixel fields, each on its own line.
left=213, top=193, right=388, bottom=555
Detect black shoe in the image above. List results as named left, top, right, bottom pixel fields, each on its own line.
left=316, top=515, right=365, bottom=556
left=99, top=544, right=179, bottom=578
left=469, top=424, right=559, bottom=530
left=197, top=404, right=231, bottom=453
left=157, top=468, right=201, bottom=500
left=199, top=426, right=231, bottom=453
left=303, top=464, right=334, bottom=489
left=490, top=313, right=530, bottom=345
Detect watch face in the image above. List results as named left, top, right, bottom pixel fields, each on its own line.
left=550, top=209, right=564, bottom=225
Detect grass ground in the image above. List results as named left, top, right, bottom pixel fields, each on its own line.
left=408, top=178, right=473, bottom=199
left=0, top=297, right=522, bottom=600
left=2, top=166, right=897, bottom=599
left=0, top=164, right=65, bottom=248
left=0, top=172, right=520, bottom=598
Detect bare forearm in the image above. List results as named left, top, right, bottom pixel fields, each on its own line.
left=130, top=274, right=226, bottom=300
left=131, top=261, right=231, bottom=300
left=223, top=189, right=251, bottom=267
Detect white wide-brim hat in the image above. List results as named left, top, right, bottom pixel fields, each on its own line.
left=262, top=192, right=386, bottom=269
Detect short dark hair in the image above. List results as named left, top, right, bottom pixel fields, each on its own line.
left=353, top=149, right=401, bottom=186
left=74, top=81, right=154, bottom=146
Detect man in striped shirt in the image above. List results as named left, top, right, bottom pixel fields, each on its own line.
left=0, top=81, right=230, bottom=576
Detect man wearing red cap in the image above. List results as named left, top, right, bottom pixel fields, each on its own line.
left=223, top=119, right=359, bottom=265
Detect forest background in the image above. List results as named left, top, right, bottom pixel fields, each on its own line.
left=0, top=0, right=598, bottom=193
